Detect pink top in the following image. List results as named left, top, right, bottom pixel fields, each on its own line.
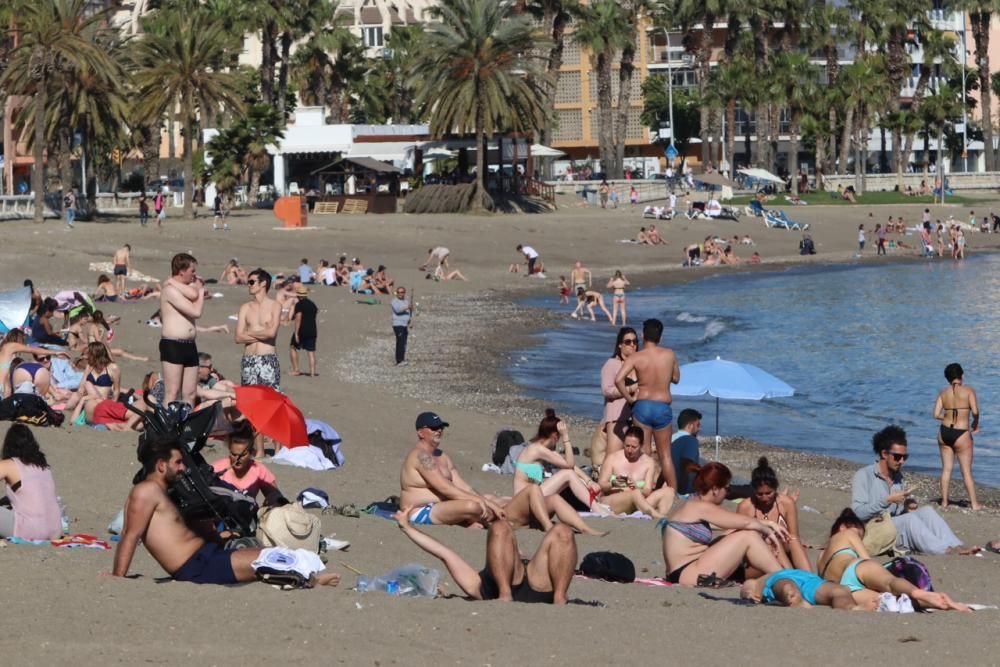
left=601, top=357, right=628, bottom=424
left=9, top=459, right=63, bottom=540
left=212, top=458, right=277, bottom=498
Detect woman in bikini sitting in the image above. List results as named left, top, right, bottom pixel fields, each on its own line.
left=93, top=275, right=119, bottom=302
left=220, top=259, right=248, bottom=285
left=737, top=457, right=811, bottom=571
left=67, top=342, right=121, bottom=425
left=0, top=330, right=69, bottom=398
left=513, top=409, right=611, bottom=516
left=661, top=462, right=788, bottom=586
left=606, top=270, right=630, bottom=327
left=817, top=508, right=970, bottom=612
left=933, top=362, right=981, bottom=510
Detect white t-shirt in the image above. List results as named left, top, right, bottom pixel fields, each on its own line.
left=669, top=193, right=677, bottom=209
left=520, top=246, right=539, bottom=259
left=431, top=247, right=449, bottom=260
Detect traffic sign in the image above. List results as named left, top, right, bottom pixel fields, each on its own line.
left=665, top=145, right=679, bottom=161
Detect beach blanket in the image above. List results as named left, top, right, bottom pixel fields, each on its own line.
left=574, top=574, right=673, bottom=588
left=578, top=510, right=653, bottom=520
left=88, top=262, right=160, bottom=283
left=6, top=534, right=111, bottom=550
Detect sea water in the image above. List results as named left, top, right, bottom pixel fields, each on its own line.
left=510, top=254, right=1000, bottom=486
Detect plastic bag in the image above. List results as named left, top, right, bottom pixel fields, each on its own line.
left=356, top=563, right=440, bottom=598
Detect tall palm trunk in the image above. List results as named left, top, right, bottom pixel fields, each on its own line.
left=886, top=27, right=907, bottom=176
left=971, top=12, right=994, bottom=171
left=540, top=8, right=568, bottom=150
left=839, top=106, right=854, bottom=176
left=277, top=32, right=292, bottom=118
left=726, top=99, right=737, bottom=172
left=697, top=16, right=715, bottom=166
left=57, top=125, right=73, bottom=199
left=815, top=125, right=826, bottom=191
left=902, top=69, right=932, bottom=177
left=182, top=95, right=194, bottom=219
left=768, top=105, right=780, bottom=174
left=142, top=123, right=160, bottom=191
left=473, top=103, right=491, bottom=210
left=595, top=51, right=614, bottom=175
left=260, top=22, right=276, bottom=107
left=614, top=45, right=636, bottom=179
left=825, top=46, right=839, bottom=180
left=32, top=67, right=48, bottom=222
left=789, top=114, right=801, bottom=195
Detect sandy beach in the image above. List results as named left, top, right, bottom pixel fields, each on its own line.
left=6, top=195, right=1000, bottom=666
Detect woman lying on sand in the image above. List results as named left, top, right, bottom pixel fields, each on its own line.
left=737, top=457, right=811, bottom=572
left=513, top=409, right=611, bottom=516
left=662, top=462, right=788, bottom=586
left=817, top=508, right=970, bottom=612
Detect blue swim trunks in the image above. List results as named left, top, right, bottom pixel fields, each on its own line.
left=173, top=542, right=237, bottom=585
left=409, top=503, right=436, bottom=526
left=763, top=569, right=826, bottom=605
left=631, top=400, right=673, bottom=432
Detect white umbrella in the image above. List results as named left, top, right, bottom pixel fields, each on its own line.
left=530, top=144, right=567, bottom=158
left=671, top=356, right=795, bottom=459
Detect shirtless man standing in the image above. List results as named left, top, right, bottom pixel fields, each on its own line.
left=614, top=318, right=679, bottom=488
left=111, top=439, right=339, bottom=587
left=113, top=244, right=132, bottom=295
left=597, top=426, right=675, bottom=518
left=419, top=247, right=450, bottom=273
left=569, top=261, right=592, bottom=293
left=159, top=253, right=204, bottom=405
left=236, top=268, right=282, bottom=392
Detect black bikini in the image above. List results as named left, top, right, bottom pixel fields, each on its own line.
left=940, top=385, right=975, bottom=448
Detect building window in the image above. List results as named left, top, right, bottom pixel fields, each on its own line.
left=363, top=26, right=384, bottom=48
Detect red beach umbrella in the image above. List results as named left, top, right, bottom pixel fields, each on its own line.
left=234, top=385, right=310, bottom=447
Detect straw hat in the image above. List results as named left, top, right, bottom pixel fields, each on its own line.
left=295, top=285, right=310, bottom=297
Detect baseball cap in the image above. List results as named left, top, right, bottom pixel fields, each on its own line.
left=415, top=412, right=449, bottom=430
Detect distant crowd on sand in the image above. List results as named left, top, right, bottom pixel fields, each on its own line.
left=0, top=234, right=994, bottom=609
left=854, top=209, right=994, bottom=260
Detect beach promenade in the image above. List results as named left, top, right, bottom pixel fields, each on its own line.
left=6, top=199, right=1000, bottom=665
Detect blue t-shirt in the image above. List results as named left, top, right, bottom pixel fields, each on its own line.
left=298, top=265, right=315, bottom=283
left=762, top=569, right=825, bottom=605
left=670, top=432, right=700, bottom=495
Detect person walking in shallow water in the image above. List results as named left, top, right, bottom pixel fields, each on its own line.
left=933, top=363, right=982, bottom=510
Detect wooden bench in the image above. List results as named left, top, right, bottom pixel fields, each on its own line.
left=340, top=199, right=369, bottom=214
left=313, top=201, right=339, bottom=214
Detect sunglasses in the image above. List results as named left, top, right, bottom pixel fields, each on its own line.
left=425, top=426, right=445, bottom=433
left=247, top=279, right=258, bottom=286
left=37, top=356, right=51, bottom=362
left=621, top=339, right=638, bottom=346
left=888, top=452, right=909, bottom=461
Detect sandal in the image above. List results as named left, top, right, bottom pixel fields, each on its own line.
left=696, top=572, right=737, bottom=589
left=336, top=503, right=361, bottom=518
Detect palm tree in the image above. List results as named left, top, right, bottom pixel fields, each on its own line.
left=710, top=59, right=754, bottom=172
left=0, top=0, right=122, bottom=221
left=275, top=0, right=339, bottom=118
left=773, top=53, right=819, bottom=195
left=611, top=1, right=650, bottom=179
left=573, top=0, right=632, bottom=176
left=838, top=55, right=892, bottom=192
left=522, top=0, right=580, bottom=155
left=290, top=10, right=364, bottom=122
left=883, top=0, right=931, bottom=177
left=800, top=2, right=850, bottom=180
left=672, top=0, right=726, bottom=166
left=921, top=84, right=963, bottom=201
left=412, top=0, right=551, bottom=210
left=355, top=26, right=423, bottom=124
left=132, top=9, right=245, bottom=219
left=899, top=29, right=956, bottom=184
left=959, top=1, right=1000, bottom=171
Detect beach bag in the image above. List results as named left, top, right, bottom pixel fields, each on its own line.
left=578, top=551, right=635, bottom=583
left=257, top=502, right=321, bottom=553
left=863, top=512, right=898, bottom=557
left=589, top=424, right=608, bottom=474
left=492, top=429, right=525, bottom=467
left=883, top=556, right=933, bottom=591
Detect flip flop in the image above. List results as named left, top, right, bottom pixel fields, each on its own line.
left=696, top=572, right=738, bottom=589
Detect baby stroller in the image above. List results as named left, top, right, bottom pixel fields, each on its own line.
left=130, top=397, right=260, bottom=547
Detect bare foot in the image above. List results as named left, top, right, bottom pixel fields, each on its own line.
left=289, top=371, right=303, bottom=376
left=310, top=572, right=341, bottom=587
left=945, top=545, right=982, bottom=556
left=971, top=504, right=984, bottom=511
left=578, top=527, right=610, bottom=537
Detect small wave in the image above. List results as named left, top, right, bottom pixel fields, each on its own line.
left=702, top=319, right=726, bottom=341
left=677, top=312, right=708, bottom=323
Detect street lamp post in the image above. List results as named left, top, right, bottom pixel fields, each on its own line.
left=663, top=28, right=675, bottom=149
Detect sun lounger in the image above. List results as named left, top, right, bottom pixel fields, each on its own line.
left=764, top=211, right=809, bottom=231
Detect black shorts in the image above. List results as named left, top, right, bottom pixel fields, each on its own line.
left=159, top=338, right=199, bottom=367
left=291, top=335, right=316, bottom=352
left=478, top=563, right=554, bottom=604
left=173, top=542, right=237, bottom=585
left=114, top=264, right=127, bottom=276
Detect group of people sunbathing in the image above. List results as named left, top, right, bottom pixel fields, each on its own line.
left=683, top=236, right=759, bottom=268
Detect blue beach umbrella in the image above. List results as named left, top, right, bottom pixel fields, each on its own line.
left=671, top=356, right=795, bottom=460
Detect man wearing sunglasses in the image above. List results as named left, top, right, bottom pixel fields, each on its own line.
left=851, top=425, right=967, bottom=555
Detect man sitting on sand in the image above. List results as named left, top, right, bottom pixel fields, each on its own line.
left=741, top=570, right=860, bottom=610
left=597, top=426, right=675, bottom=518
left=614, top=319, right=679, bottom=489
left=647, top=225, right=666, bottom=245
left=401, top=412, right=509, bottom=526
left=393, top=507, right=576, bottom=604
left=852, top=425, right=971, bottom=555
left=111, top=438, right=340, bottom=587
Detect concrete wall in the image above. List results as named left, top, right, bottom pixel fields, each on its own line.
left=823, top=172, right=1000, bottom=191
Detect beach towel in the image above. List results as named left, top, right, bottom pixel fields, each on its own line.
left=50, top=357, right=83, bottom=391
left=6, top=534, right=110, bottom=550
left=305, top=419, right=344, bottom=467
left=88, top=262, right=160, bottom=283
left=271, top=445, right=336, bottom=471
left=578, top=510, right=652, bottom=520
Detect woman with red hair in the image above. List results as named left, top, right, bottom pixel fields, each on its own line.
left=661, top=462, right=788, bottom=586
